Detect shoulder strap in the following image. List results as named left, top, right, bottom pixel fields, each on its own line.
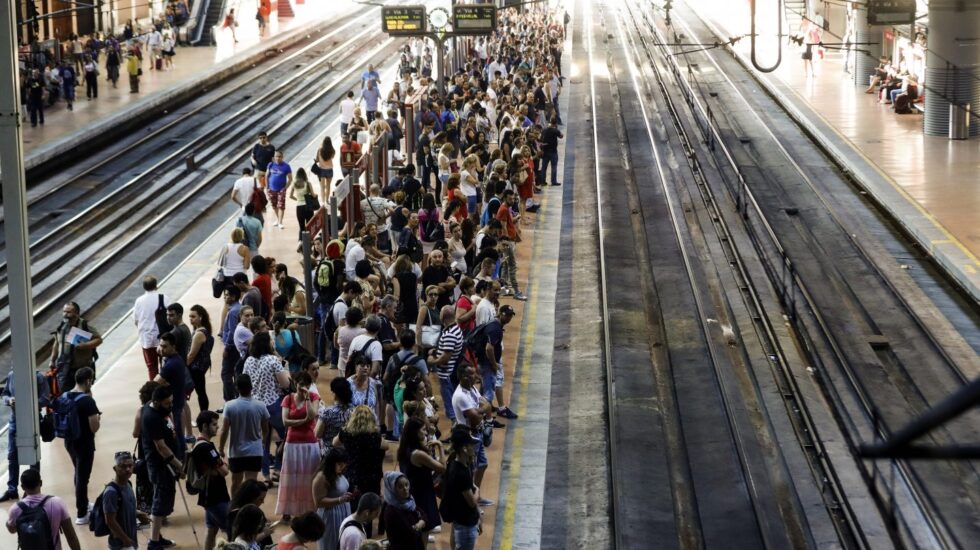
left=359, top=337, right=377, bottom=355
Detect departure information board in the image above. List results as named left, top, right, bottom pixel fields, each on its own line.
left=453, top=5, right=497, bottom=35
left=868, top=0, right=916, bottom=25
left=382, top=6, right=426, bottom=35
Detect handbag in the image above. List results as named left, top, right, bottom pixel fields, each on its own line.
left=304, top=193, right=321, bottom=211
left=39, top=412, right=55, bottom=442
left=420, top=310, right=440, bottom=348
left=211, top=245, right=228, bottom=298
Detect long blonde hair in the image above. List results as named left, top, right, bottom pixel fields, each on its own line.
left=343, top=405, right=378, bottom=435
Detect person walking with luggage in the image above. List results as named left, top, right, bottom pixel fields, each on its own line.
left=140, top=384, right=180, bottom=549
left=102, top=451, right=148, bottom=550
left=5, top=469, right=81, bottom=550
left=56, top=367, right=101, bottom=525
left=223, top=9, right=238, bottom=43
left=218, top=374, right=270, bottom=495
left=134, top=275, right=169, bottom=380
left=50, top=302, right=102, bottom=393
left=1, top=369, right=52, bottom=502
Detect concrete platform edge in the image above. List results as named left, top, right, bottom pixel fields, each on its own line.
left=24, top=18, right=329, bottom=173
left=706, top=43, right=980, bottom=304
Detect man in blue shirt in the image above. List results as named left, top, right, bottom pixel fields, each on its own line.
left=265, top=150, right=292, bottom=229
left=475, top=305, right=518, bottom=420
left=220, top=286, right=242, bottom=401
left=155, top=332, right=189, bottom=457
left=360, top=79, right=381, bottom=125
left=0, top=370, right=51, bottom=501
left=360, top=63, right=380, bottom=89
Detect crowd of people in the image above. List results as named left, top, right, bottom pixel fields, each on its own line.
left=20, top=15, right=183, bottom=126
left=4, top=5, right=567, bottom=550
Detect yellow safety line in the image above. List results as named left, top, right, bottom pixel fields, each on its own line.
left=498, top=169, right=553, bottom=550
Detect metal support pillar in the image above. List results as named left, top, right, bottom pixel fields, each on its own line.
left=435, top=38, right=446, bottom=97
left=0, top=0, right=41, bottom=467
left=853, top=6, right=884, bottom=88
left=301, top=231, right=314, bottom=315
left=925, top=0, right=980, bottom=137
left=329, top=196, right=339, bottom=238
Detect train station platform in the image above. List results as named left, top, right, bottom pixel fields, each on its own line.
left=21, top=1, right=353, bottom=172
left=696, top=10, right=980, bottom=301
left=0, top=54, right=566, bottom=550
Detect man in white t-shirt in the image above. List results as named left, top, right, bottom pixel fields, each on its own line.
left=344, top=239, right=365, bottom=279
left=133, top=275, right=168, bottom=380
left=230, top=167, right=257, bottom=212
left=475, top=281, right=499, bottom=325
left=451, top=363, right=492, bottom=502
left=339, top=91, right=356, bottom=138
left=348, top=316, right=385, bottom=376
left=339, top=493, right=382, bottom=550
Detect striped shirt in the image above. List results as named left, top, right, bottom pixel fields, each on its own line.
left=436, top=325, right=464, bottom=380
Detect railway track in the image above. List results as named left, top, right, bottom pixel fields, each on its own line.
left=585, top=0, right=849, bottom=546
left=0, top=9, right=400, bottom=364
left=595, top=0, right=980, bottom=546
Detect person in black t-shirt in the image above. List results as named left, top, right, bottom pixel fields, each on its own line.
left=440, top=427, right=481, bottom=548
left=154, top=332, right=189, bottom=457
left=251, top=132, right=276, bottom=186
left=539, top=117, right=564, bottom=186
left=64, top=367, right=101, bottom=523
left=192, top=410, right=230, bottom=550
left=421, top=249, right=456, bottom=309
left=141, top=385, right=180, bottom=549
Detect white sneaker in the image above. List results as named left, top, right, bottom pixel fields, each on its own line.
left=431, top=525, right=442, bottom=534
left=75, top=515, right=89, bottom=525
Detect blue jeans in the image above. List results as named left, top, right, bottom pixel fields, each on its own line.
left=221, top=346, right=240, bottom=402
left=453, top=523, right=479, bottom=550
left=262, top=400, right=286, bottom=476
left=889, top=88, right=904, bottom=104
left=478, top=362, right=496, bottom=402
left=542, top=150, right=559, bottom=185
left=6, top=425, right=39, bottom=493
left=440, top=378, right=457, bottom=422
left=466, top=194, right=478, bottom=215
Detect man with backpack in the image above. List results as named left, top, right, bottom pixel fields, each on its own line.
left=348, top=315, right=385, bottom=378
left=383, top=330, right=430, bottom=439
left=53, top=367, right=101, bottom=525
left=322, top=281, right=363, bottom=369
left=189, top=410, right=230, bottom=550
left=5, top=469, right=81, bottom=550
left=1, top=370, right=53, bottom=502
left=49, top=302, right=102, bottom=393
left=96, top=451, right=147, bottom=550
left=236, top=203, right=264, bottom=256
left=470, top=305, right=518, bottom=421
left=133, top=275, right=170, bottom=380
left=140, top=385, right=181, bottom=549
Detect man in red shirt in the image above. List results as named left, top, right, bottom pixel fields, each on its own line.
left=495, top=190, right=526, bottom=301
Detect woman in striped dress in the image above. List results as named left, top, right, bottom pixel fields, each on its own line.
left=276, top=371, right=321, bottom=517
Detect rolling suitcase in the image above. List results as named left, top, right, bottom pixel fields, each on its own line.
left=155, top=56, right=163, bottom=70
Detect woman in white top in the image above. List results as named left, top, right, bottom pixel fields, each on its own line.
left=446, top=222, right=468, bottom=275
left=459, top=154, right=482, bottom=215
left=221, top=227, right=250, bottom=278
left=437, top=143, right=454, bottom=200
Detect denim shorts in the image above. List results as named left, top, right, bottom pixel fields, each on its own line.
left=205, top=501, right=230, bottom=530
left=147, top=463, right=176, bottom=517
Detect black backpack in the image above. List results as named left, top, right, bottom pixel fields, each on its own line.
left=346, top=338, right=378, bottom=378
left=462, top=322, right=493, bottom=365
left=16, top=495, right=55, bottom=550
left=322, top=298, right=345, bottom=347
left=154, top=295, right=172, bottom=335
left=89, top=482, right=122, bottom=537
